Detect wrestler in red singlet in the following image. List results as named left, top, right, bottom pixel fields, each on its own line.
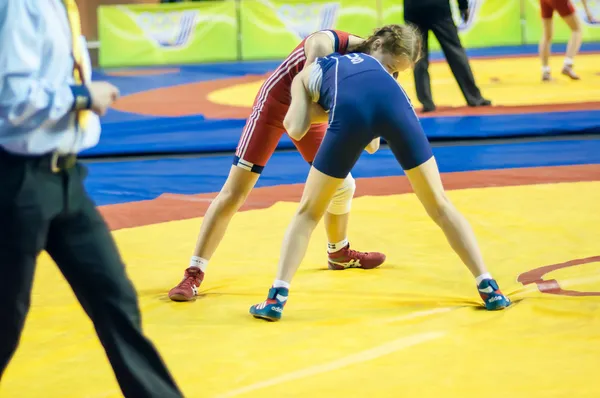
left=540, top=0, right=576, bottom=18
left=538, top=0, right=596, bottom=81
left=168, top=28, right=393, bottom=302
left=233, top=30, right=351, bottom=173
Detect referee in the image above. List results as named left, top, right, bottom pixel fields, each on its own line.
left=0, top=1, right=184, bottom=397
left=404, top=0, right=491, bottom=112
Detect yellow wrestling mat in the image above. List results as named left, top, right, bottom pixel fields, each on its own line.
left=2, top=182, right=600, bottom=398
left=208, top=53, right=600, bottom=108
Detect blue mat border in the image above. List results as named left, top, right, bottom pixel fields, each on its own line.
left=82, top=110, right=600, bottom=157
left=85, top=138, right=600, bottom=206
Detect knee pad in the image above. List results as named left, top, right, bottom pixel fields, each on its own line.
left=327, top=173, right=356, bottom=215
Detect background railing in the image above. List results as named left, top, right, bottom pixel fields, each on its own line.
left=96, top=0, right=600, bottom=68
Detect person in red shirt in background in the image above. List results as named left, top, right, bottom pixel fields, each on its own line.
left=539, top=0, right=597, bottom=81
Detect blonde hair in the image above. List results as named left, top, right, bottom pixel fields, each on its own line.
left=355, top=24, right=422, bottom=64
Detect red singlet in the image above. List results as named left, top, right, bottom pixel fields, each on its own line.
left=233, top=30, right=352, bottom=173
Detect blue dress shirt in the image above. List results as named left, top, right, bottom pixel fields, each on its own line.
left=0, top=0, right=101, bottom=155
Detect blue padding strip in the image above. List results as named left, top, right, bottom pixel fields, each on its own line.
left=85, top=139, right=600, bottom=206
left=82, top=110, right=600, bottom=157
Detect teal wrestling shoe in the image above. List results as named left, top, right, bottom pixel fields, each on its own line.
left=478, top=279, right=511, bottom=310
left=249, top=287, right=288, bottom=321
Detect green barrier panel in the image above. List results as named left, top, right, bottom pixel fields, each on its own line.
left=240, top=0, right=378, bottom=60
left=98, top=0, right=599, bottom=67
left=382, top=0, right=523, bottom=50
left=98, top=1, right=238, bottom=68
left=522, top=0, right=600, bottom=44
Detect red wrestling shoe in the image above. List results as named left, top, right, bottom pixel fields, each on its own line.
left=168, top=267, right=204, bottom=301
left=327, top=244, right=386, bottom=270
left=561, top=65, right=580, bottom=80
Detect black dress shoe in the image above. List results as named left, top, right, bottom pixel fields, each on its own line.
left=469, top=99, right=492, bottom=107
left=421, top=105, right=436, bottom=113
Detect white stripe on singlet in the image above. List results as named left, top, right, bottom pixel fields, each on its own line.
left=237, top=48, right=306, bottom=158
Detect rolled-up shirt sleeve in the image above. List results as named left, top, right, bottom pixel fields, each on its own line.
left=0, top=0, right=90, bottom=131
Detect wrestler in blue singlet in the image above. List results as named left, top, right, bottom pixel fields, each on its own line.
left=307, top=52, right=433, bottom=179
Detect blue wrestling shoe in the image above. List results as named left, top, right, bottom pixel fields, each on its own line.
left=249, top=287, right=288, bottom=321
left=478, top=279, right=511, bottom=310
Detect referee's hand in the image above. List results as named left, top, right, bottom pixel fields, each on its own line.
left=460, top=8, right=470, bottom=23
left=89, top=82, right=120, bottom=116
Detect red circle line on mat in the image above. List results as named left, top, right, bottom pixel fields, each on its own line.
left=110, top=75, right=600, bottom=119
left=111, top=74, right=268, bottom=119
left=99, top=164, right=600, bottom=231
left=518, top=256, right=600, bottom=296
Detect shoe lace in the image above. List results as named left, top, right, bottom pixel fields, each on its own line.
left=179, top=269, right=200, bottom=288
left=345, top=247, right=369, bottom=260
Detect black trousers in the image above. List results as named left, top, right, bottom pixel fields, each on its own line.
left=404, top=12, right=484, bottom=108
left=0, top=150, right=183, bottom=398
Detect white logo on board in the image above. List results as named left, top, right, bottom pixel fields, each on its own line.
left=277, top=2, right=340, bottom=39
left=132, top=9, right=199, bottom=48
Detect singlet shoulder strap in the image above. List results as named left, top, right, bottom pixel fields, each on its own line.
left=321, top=30, right=340, bottom=52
